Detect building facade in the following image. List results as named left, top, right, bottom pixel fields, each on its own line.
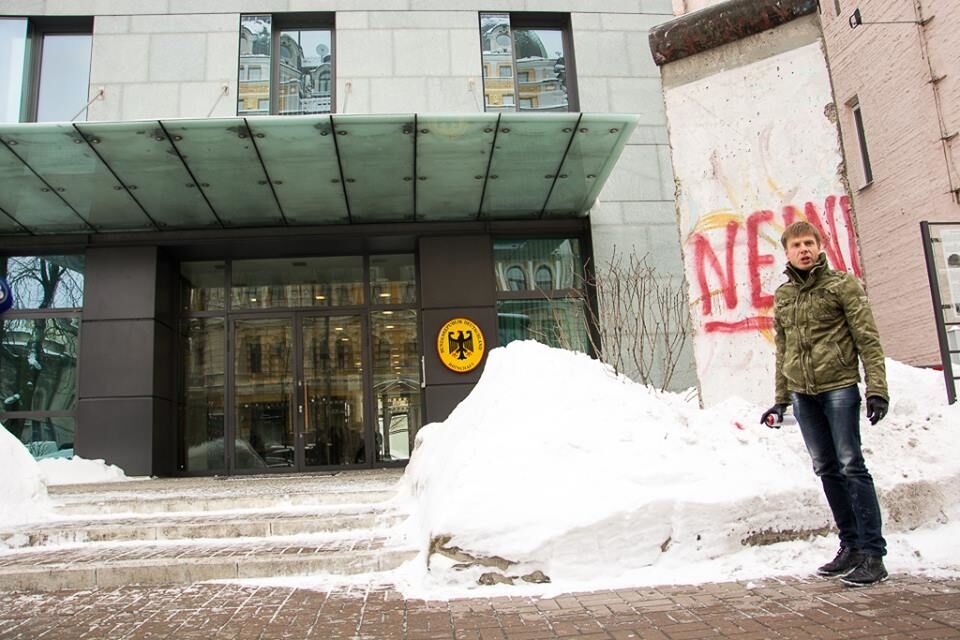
left=819, top=0, right=960, bottom=368
left=0, top=0, right=684, bottom=477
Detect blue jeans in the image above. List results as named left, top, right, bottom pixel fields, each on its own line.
left=793, top=384, right=886, bottom=556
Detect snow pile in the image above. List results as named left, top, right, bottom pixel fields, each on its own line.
left=396, top=341, right=960, bottom=593
left=0, top=422, right=54, bottom=526
left=38, top=456, right=132, bottom=486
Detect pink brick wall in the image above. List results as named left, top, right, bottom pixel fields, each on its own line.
left=821, top=0, right=960, bottom=366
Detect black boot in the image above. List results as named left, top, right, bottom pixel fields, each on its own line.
left=817, top=547, right=864, bottom=577
left=841, top=554, right=888, bottom=586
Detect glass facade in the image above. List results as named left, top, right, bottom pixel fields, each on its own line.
left=0, top=255, right=84, bottom=459
left=480, top=14, right=572, bottom=113
left=0, top=18, right=27, bottom=123
left=238, top=15, right=333, bottom=116
left=371, top=309, right=420, bottom=462
left=181, top=318, right=226, bottom=472
left=178, top=254, right=421, bottom=473
left=231, top=257, right=364, bottom=309
left=35, top=33, right=93, bottom=122
left=493, top=238, right=589, bottom=353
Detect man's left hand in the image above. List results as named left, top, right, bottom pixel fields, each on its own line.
left=866, top=396, right=888, bottom=425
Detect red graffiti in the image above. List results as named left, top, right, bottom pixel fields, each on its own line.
left=690, top=195, right=861, bottom=334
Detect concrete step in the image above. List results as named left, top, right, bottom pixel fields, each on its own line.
left=0, top=535, right=419, bottom=591
left=51, top=488, right=398, bottom=515
left=47, top=470, right=403, bottom=516
left=1, top=509, right=406, bottom=548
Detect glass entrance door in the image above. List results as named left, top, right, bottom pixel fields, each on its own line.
left=232, top=314, right=367, bottom=472
left=301, top=315, right=365, bottom=467
left=233, top=317, right=296, bottom=471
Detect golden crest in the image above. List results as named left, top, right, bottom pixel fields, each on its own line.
left=437, top=317, right=485, bottom=373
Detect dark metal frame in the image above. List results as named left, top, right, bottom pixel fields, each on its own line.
left=920, top=221, right=959, bottom=404
left=177, top=252, right=422, bottom=476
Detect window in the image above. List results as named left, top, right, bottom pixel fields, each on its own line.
left=834, top=0, right=842, bottom=17
left=494, top=238, right=589, bottom=353
left=479, top=13, right=576, bottom=113
left=0, top=256, right=84, bottom=460
left=849, top=98, right=874, bottom=185
left=238, top=13, right=334, bottom=116
left=0, top=17, right=92, bottom=123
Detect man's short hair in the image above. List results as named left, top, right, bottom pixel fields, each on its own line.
left=781, top=221, right=822, bottom=248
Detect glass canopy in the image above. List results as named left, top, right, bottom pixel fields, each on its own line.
left=0, top=113, right=638, bottom=235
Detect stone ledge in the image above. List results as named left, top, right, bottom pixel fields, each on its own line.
left=648, top=0, right=819, bottom=66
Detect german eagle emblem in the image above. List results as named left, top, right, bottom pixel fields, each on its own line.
left=448, top=330, right=474, bottom=360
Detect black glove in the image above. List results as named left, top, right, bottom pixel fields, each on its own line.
left=761, top=403, right=790, bottom=428
left=866, top=396, right=888, bottom=425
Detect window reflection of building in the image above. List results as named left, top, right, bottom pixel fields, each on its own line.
left=480, top=14, right=572, bottom=113
left=0, top=256, right=84, bottom=459
left=494, top=239, right=589, bottom=353
left=238, top=15, right=332, bottom=116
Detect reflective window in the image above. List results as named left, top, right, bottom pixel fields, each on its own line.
left=3, top=256, right=84, bottom=309
left=371, top=310, right=421, bottom=462
left=494, top=238, right=581, bottom=292
left=0, top=317, right=80, bottom=412
left=0, top=18, right=27, bottom=123
left=370, top=254, right=416, bottom=305
left=238, top=15, right=272, bottom=116
left=180, top=261, right=226, bottom=312
left=480, top=14, right=574, bottom=113
left=506, top=266, right=526, bottom=291
left=2, top=417, right=75, bottom=458
left=302, top=315, right=364, bottom=466
left=35, top=33, right=92, bottom=122
left=231, top=257, right=363, bottom=309
left=494, top=238, right=589, bottom=354
left=238, top=14, right=333, bottom=116
left=180, top=318, right=225, bottom=472
left=0, top=253, right=83, bottom=460
left=234, top=318, right=294, bottom=470
left=535, top=265, right=554, bottom=290
left=497, top=298, right=588, bottom=352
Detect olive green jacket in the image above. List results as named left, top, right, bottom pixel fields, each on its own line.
left=774, top=253, right=888, bottom=404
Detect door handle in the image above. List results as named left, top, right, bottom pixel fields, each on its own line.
left=421, top=356, right=426, bottom=388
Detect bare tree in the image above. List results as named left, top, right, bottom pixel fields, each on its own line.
left=561, top=248, right=691, bottom=391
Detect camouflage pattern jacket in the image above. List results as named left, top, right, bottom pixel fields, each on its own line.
left=774, top=253, right=888, bottom=404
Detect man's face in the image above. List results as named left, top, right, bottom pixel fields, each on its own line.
left=785, top=234, right=820, bottom=271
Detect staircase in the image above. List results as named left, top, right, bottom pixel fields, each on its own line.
left=0, top=470, right=418, bottom=592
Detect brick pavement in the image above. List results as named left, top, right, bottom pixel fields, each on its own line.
left=1, top=574, right=958, bottom=639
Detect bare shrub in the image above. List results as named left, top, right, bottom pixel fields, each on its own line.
left=549, top=248, right=691, bottom=391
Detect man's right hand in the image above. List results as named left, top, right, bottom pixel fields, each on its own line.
left=760, top=403, right=790, bottom=428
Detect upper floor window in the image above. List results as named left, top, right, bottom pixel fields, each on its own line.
left=238, top=13, right=334, bottom=116
left=848, top=97, right=874, bottom=187
left=0, top=17, right=92, bottom=123
left=479, top=13, right=577, bottom=113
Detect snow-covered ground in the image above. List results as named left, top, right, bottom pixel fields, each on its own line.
left=3, top=340, right=958, bottom=600
left=0, top=424, right=134, bottom=526
left=249, top=341, right=960, bottom=599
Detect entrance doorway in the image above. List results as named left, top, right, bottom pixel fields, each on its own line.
left=179, top=254, right=422, bottom=474
left=233, top=314, right=366, bottom=471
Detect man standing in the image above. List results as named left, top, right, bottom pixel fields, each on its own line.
left=761, top=221, right=890, bottom=586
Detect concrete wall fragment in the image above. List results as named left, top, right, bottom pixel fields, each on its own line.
left=651, top=1, right=862, bottom=406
